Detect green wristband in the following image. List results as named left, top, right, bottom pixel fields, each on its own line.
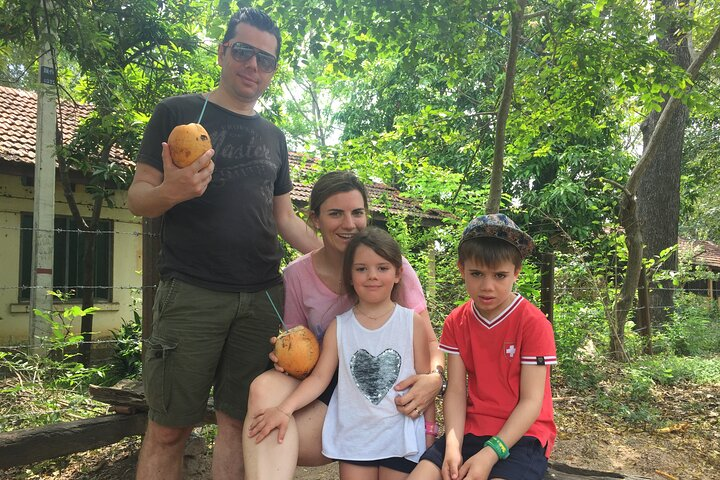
left=484, top=436, right=510, bottom=460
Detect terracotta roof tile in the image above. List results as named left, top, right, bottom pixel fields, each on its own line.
left=287, top=152, right=449, bottom=223
left=0, top=85, right=130, bottom=167
left=679, top=238, right=720, bottom=270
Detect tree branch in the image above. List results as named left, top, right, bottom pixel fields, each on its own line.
left=627, top=22, right=720, bottom=194
left=486, top=0, right=527, bottom=214
left=600, top=177, right=632, bottom=200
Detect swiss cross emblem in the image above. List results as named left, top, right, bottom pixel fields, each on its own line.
left=504, top=342, right=516, bottom=359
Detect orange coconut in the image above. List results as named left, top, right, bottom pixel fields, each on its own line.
left=274, top=325, right=320, bottom=380
left=167, top=123, right=212, bottom=168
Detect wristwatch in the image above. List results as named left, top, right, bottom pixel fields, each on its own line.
left=435, top=365, right=447, bottom=397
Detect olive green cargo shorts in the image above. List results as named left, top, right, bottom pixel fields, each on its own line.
left=143, top=278, right=283, bottom=427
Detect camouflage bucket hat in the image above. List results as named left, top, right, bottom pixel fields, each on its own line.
left=459, top=214, right=535, bottom=258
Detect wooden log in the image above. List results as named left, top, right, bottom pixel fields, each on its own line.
left=89, top=383, right=216, bottom=424
left=89, top=382, right=148, bottom=410
left=0, top=413, right=147, bottom=469
left=0, top=416, right=654, bottom=480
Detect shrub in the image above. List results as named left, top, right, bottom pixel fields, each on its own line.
left=654, top=292, right=720, bottom=356
left=104, top=311, right=143, bottom=385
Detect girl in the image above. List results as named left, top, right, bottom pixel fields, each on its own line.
left=243, top=171, right=444, bottom=480
left=248, top=227, right=436, bottom=479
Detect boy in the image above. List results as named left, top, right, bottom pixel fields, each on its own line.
left=408, top=214, right=556, bottom=480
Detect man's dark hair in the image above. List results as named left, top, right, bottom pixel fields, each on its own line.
left=458, top=237, right=523, bottom=270
left=223, top=7, right=281, bottom=57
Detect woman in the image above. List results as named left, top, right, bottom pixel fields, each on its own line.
left=243, top=171, right=445, bottom=480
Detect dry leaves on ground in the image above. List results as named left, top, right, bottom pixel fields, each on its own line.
left=1, top=383, right=718, bottom=479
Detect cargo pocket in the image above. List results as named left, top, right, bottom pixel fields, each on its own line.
left=143, top=337, right=178, bottom=414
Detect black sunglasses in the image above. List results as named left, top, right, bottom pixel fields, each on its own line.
left=223, top=42, right=278, bottom=73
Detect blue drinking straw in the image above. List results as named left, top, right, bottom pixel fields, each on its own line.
left=265, top=290, right=287, bottom=330
left=197, top=93, right=210, bottom=123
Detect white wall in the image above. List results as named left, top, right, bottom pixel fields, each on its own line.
left=0, top=173, right=142, bottom=346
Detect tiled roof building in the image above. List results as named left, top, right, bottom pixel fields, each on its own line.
left=0, top=85, right=447, bottom=226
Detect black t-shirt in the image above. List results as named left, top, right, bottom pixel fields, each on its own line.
left=136, top=94, right=292, bottom=292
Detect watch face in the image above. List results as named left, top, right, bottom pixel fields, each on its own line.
left=435, top=366, right=448, bottom=397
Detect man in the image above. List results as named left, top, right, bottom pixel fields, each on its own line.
left=128, top=8, right=321, bottom=480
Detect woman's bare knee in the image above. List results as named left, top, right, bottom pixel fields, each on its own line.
left=247, top=370, right=299, bottom=410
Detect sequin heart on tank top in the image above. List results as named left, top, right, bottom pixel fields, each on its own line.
left=349, top=348, right=401, bottom=405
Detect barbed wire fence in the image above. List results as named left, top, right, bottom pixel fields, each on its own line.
left=1, top=222, right=718, bottom=434
left=2, top=220, right=717, bottom=346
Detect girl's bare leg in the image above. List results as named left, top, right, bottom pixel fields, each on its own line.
left=339, top=462, right=379, bottom=480
left=379, top=465, right=412, bottom=480
left=405, top=459, right=442, bottom=480
left=243, top=370, right=330, bottom=480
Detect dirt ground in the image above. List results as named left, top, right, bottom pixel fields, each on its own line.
left=1, top=382, right=718, bottom=480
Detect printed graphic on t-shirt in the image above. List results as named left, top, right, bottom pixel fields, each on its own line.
left=350, top=348, right=401, bottom=405
left=504, top=342, right=517, bottom=360
left=211, top=124, right=278, bottom=189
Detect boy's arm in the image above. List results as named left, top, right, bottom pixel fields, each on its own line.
left=459, top=364, right=546, bottom=479
left=247, top=320, right=340, bottom=443
left=442, top=353, right=467, bottom=480
left=412, top=313, right=437, bottom=446
left=493, top=364, right=546, bottom=447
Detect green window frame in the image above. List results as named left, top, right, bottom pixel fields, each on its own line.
left=19, top=213, right=113, bottom=302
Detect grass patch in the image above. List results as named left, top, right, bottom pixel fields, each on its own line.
left=632, top=355, right=720, bottom=385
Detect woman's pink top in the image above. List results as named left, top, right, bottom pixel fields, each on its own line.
left=283, top=252, right=427, bottom=342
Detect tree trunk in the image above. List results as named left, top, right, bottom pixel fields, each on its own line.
left=637, top=0, right=692, bottom=327
left=612, top=193, right=638, bottom=362
left=486, top=0, right=526, bottom=214
left=612, top=22, right=720, bottom=360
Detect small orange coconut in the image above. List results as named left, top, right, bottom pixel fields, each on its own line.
left=167, top=123, right=212, bottom=168
left=274, top=325, right=320, bottom=380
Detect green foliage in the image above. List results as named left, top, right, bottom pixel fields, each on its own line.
left=654, top=292, right=720, bottom=356
left=580, top=354, right=720, bottom=426
left=555, top=355, right=666, bottom=425
left=104, top=311, right=143, bottom=384
left=633, top=355, right=720, bottom=385
left=1, top=300, right=109, bottom=432
left=553, top=299, right=609, bottom=365
left=0, top=345, right=107, bottom=432
left=515, top=260, right=541, bottom=306
left=681, top=114, right=720, bottom=240
left=32, top=290, right=100, bottom=365
left=550, top=254, right=720, bottom=425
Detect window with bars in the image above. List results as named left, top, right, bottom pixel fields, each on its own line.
left=19, top=213, right=112, bottom=302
